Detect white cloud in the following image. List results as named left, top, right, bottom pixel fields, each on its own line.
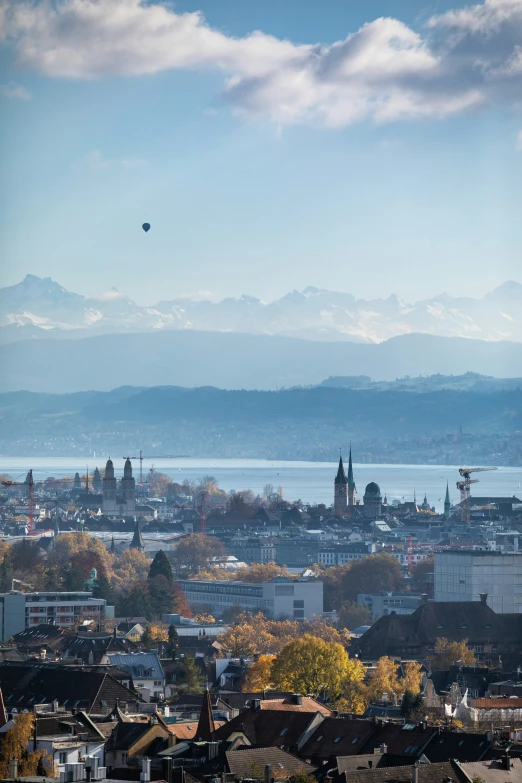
left=0, top=80, right=31, bottom=99
left=1, top=0, right=522, bottom=127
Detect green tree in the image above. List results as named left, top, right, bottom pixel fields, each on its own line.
left=167, top=624, right=179, bottom=659
left=0, top=552, right=13, bottom=593
left=92, top=569, right=114, bottom=606
left=141, top=624, right=154, bottom=649
left=179, top=654, right=205, bottom=692
left=400, top=690, right=424, bottom=722
left=148, top=549, right=173, bottom=582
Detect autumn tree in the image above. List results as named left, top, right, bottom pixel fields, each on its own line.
left=367, top=656, right=401, bottom=702
left=172, top=534, right=225, bottom=575
left=0, top=713, right=49, bottom=778
left=112, top=549, right=151, bottom=593
left=236, top=562, right=296, bottom=583
left=338, top=600, right=371, bottom=631
left=411, top=557, right=434, bottom=591
left=271, top=634, right=365, bottom=700
left=148, top=549, right=173, bottom=582
left=218, top=623, right=276, bottom=658
left=430, top=638, right=477, bottom=670
left=323, top=553, right=404, bottom=610
left=241, top=655, right=275, bottom=692
left=402, top=661, right=424, bottom=695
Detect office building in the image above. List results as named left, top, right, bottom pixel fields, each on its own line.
left=435, top=550, right=522, bottom=613
left=177, top=577, right=323, bottom=620
left=0, top=591, right=112, bottom=641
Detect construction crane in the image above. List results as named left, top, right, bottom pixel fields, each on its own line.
left=124, top=451, right=189, bottom=485
left=457, top=466, right=498, bottom=523
left=2, top=470, right=35, bottom=535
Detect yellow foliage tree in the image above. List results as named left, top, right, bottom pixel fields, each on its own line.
left=271, top=634, right=365, bottom=699
left=335, top=681, right=369, bottom=715
left=0, top=713, right=49, bottom=778
left=194, top=613, right=216, bottom=624
left=112, top=548, right=152, bottom=593
left=367, top=656, right=401, bottom=701
left=402, top=661, right=423, bottom=695
left=217, top=624, right=276, bottom=657
left=242, top=655, right=276, bottom=692
left=430, top=638, right=477, bottom=670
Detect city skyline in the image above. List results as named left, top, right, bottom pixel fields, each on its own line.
left=1, top=0, right=521, bottom=303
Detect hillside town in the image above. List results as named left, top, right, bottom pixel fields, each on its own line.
left=0, top=454, right=519, bottom=782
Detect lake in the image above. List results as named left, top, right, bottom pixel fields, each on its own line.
left=0, top=458, right=521, bottom=513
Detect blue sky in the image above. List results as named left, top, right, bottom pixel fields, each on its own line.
left=1, top=0, right=521, bottom=304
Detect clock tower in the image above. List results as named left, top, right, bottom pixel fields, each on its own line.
left=334, top=453, right=348, bottom=514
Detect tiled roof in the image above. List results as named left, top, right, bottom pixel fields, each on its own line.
left=300, top=718, right=376, bottom=760
left=211, top=708, right=318, bottom=748
left=360, top=724, right=438, bottom=758
left=0, top=661, right=140, bottom=713
left=459, top=757, right=522, bottom=783
left=424, top=731, right=490, bottom=762
left=347, top=761, right=467, bottom=783
left=472, top=698, right=522, bottom=708
left=226, top=747, right=316, bottom=778
left=106, top=652, right=164, bottom=680
left=260, top=696, right=332, bottom=716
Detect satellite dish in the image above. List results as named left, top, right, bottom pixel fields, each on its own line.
left=142, top=223, right=151, bottom=233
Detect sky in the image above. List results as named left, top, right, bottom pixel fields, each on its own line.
left=0, top=0, right=521, bottom=305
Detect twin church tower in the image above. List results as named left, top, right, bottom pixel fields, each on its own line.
left=334, top=446, right=357, bottom=514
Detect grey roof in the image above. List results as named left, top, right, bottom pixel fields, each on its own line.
left=106, top=652, right=164, bottom=680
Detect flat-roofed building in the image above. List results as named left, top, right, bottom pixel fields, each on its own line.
left=177, top=577, right=323, bottom=620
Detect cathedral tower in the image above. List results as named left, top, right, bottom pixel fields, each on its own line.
left=334, top=453, right=348, bottom=514
left=102, top=458, right=117, bottom=515
left=121, top=458, right=136, bottom=516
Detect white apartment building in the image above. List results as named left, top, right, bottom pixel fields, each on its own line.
left=178, top=577, right=323, bottom=620
left=0, top=591, right=112, bottom=641
left=434, top=550, right=522, bottom=613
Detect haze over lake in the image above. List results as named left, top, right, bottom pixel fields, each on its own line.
left=1, top=458, right=520, bottom=513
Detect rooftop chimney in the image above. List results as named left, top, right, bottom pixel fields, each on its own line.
left=420, top=594, right=429, bottom=605
left=292, top=694, right=303, bottom=706
left=480, top=593, right=488, bottom=605
left=9, top=759, right=18, bottom=779
left=140, top=758, right=151, bottom=783
left=411, top=764, right=419, bottom=783
left=251, top=698, right=261, bottom=711
left=502, top=753, right=511, bottom=771
left=264, top=764, right=271, bottom=783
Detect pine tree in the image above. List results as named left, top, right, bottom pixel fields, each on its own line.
left=92, top=570, right=114, bottom=605
left=180, top=654, right=205, bottom=692
left=167, top=624, right=179, bottom=659
left=0, top=553, right=13, bottom=593
left=148, top=550, right=173, bottom=582
left=141, top=624, right=154, bottom=649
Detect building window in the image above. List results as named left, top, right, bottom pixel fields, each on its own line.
left=293, top=610, right=305, bottom=619
left=293, top=600, right=304, bottom=609
left=121, top=753, right=127, bottom=764
left=275, top=586, right=294, bottom=596
left=59, top=753, right=67, bottom=765
left=475, top=645, right=484, bottom=653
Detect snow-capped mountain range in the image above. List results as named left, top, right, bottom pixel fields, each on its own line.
left=1, top=274, right=521, bottom=344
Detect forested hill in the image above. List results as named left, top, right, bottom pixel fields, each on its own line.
left=1, top=383, right=521, bottom=464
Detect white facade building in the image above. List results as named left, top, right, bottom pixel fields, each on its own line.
left=178, top=577, right=323, bottom=620
left=435, top=551, right=522, bottom=613
left=0, top=591, right=112, bottom=641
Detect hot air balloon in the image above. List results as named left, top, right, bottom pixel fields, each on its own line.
left=142, top=222, right=151, bottom=233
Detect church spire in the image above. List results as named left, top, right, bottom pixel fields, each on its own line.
left=347, top=444, right=355, bottom=490
left=130, top=519, right=145, bottom=551
left=444, top=481, right=451, bottom=518
left=335, top=451, right=347, bottom=485
left=196, top=688, right=215, bottom=741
